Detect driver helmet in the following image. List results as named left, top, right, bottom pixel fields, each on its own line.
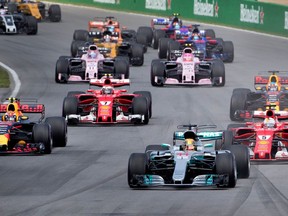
left=192, top=34, right=200, bottom=40
left=182, top=53, right=193, bottom=62
left=101, top=86, right=114, bottom=95
left=3, top=111, right=17, bottom=122
left=184, top=138, right=197, bottom=151
left=264, top=117, right=276, bottom=128
left=173, top=22, right=180, bottom=30
left=87, top=45, right=98, bottom=58
left=267, top=82, right=278, bottom=92
left=104, top=34, right=111, bottom=42
left=106, top=25, right=115, bottom=33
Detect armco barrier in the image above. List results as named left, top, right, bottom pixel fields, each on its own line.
left=46, top=0, right=288, bottom=37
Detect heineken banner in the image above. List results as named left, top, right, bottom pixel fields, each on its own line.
left=46, top=0, right=288, bottom=37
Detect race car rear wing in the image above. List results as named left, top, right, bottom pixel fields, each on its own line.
left=0, top=103, right=45, bottom=114
left=235, top=109, right=288, bottom=120
left=151, top=18, right=170, bottom=29
left=89, top=77, right=130, bottom=87
left=254, top=72, right=288, bottom=90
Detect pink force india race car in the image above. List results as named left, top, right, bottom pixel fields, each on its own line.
left=62, top=78, right=151, bottom=125
left=55, top=44, right=129, bottom=83
left=150, top=48, right=225, bottom=87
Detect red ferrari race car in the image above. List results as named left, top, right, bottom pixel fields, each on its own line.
left=0, top=97, right=67, bottom=155
left=62, top=78, right=152, bottom=125
left=225, top=109, right=288, bottom=161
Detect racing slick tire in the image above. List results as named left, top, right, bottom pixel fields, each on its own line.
left=158, top=38, right=171, bottom=59
left=33, top=123, right=52, bottom=154
left=73, top=30, right=89, bottom=41
left=131, top=44, right=144, bottom=66
left=167, top=40, right=180, bottom=61
left=226, top=144, right=250, bottom=179
left=230, top=88, right=250, bottom=121
left=26, top=16, right=38, bottom=35
left=114, top=58, right=130, bottom=79
left=151, top=59, right=165, bottom=87
left=222, top=130, right=234, bottom=149
left=137, top=26, right=153, bottom=46
left=135, top=34, right=148, bottom=53
left=133, top=91, right=152, bottom=118
left=132, top=96, right=149, bottom=124
left=205, top=29, right=216, bottom=39
left=70, top=40, right=87, bottom=57
left=211, top=59, right=225, bottom=87
left=45, top=117, right=67, bottom=147
left=55, top=58, right=69, bottom=83
left=152, top=29, right=166, bottom=49
left=223, top=41, right=234, bottom=63
left=216, top=152, right=237, bottom=188
left=62, top=96, right=79, bottom=125
left=128, top=153, right=147, bottom=188
left=48, top=5, right=61, bottom=22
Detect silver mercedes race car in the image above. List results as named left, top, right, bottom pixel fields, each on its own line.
left=128, top=124, right=250, bottom=188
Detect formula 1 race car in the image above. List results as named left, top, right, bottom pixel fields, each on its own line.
left=137, top=14, right=216, bottom=49
left=62, top=78, right=152, bottom=125
left=150, top=48, right=225, bottom=87
left=0, top=8, right=37, bottom=35
left=128, top=124, right=250, bottom=188
left=88, top=16, right=119, bottom=32
left=230, top=71, right=288, bottom=121
left=6, top=0, right=61, bottom=22
left=71, top=28, right=145, bottom=66
left=0, top=97, right=67, bottom=154
left=226, top=109, right=288, bottom=161
left=55, top=44, right=130, bottom=83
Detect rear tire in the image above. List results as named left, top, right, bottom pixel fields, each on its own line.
left=223, top=41, right=234, bottom=63
left=152, top=29, right=166, bottom=49
left=151, top=59, right=165, bottom=86
left=73, top=30, right=89, bottom=41
left=45, top=117, right=67, bottom=147
left=48, top=5, right=61, bottom=22
left=131, top=44, right=144, bottom=66
left=26, top=16, right=38, bottom=35
left=114, top=58, right=130, bottom=78
left=227, top=145, right=250, bottom=179
left=158, top=38, right=171, bottom=59
left=212, top=59, right=225, bottom=86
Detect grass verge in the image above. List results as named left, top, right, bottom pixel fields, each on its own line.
left=0, top=67, right=10, bottom=88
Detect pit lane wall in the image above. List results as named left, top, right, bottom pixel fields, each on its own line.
left=49, top=0, right=288, bottom=37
